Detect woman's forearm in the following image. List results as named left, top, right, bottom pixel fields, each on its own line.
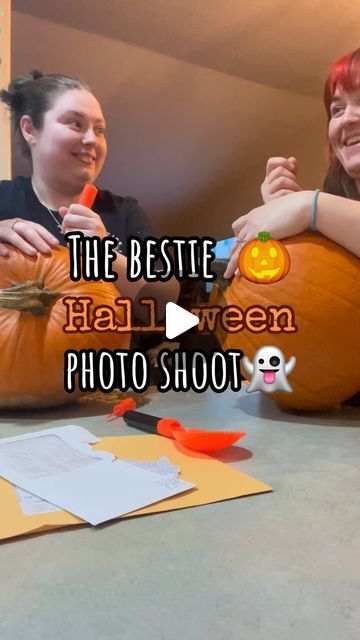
left=315, top=192, right=360, bottom=258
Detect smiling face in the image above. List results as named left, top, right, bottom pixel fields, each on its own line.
left=328, top=86, right=360, bottom=185
left=27, top=88, right=107, bottom=191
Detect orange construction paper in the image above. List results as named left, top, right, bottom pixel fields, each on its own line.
left=0, top=435, right=271, bottom=542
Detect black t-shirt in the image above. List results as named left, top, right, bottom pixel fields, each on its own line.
left=0, top=176, right=152, bottom=256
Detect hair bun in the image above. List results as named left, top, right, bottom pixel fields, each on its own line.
left=9, top=69, right=43, bottom=92
left=30, top=70, right=43, bottom=81
left=0, top=87, right=24, bottom=110
left=0, top=70, right=44, bottom=110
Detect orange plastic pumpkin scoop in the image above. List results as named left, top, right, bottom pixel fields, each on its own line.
left=169, top=427, right=243, bottom=452
left=109, top=400, right=245, bottom=452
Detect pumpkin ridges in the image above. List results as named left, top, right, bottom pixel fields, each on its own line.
left=217, top=232, right=360, bottom=410
left=0, top=246, right=131, bottom=408
left=223, top=283, right=358, bottom=377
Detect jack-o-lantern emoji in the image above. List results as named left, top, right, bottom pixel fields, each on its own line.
left=238, top=231, right=290, bottom=283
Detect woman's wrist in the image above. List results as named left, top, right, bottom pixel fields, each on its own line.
left=309, top=189, right=321, bottom=231
left=300, top=190, right=318, bottom=230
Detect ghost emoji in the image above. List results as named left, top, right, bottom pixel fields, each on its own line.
left=243, top=346, right=296, bottom=394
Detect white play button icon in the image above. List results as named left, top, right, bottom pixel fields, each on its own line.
left=165, top=302, right=199, bottom=339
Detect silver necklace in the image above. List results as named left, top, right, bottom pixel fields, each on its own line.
left=44, top=206, right=62, bottom=229
left=32, top=180, right=63, bottom=229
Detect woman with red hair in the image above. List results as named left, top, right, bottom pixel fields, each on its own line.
left=225, top=49, right=360, bottom=277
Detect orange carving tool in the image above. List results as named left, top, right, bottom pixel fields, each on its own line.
left=108, top=398, right=245, bottom=453
left=78, top=184, right=98, bottom=208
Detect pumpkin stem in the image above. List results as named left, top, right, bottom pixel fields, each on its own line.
left=0, top=278, right=61, bottom=316
left=257, top=231, right=271, bottom=242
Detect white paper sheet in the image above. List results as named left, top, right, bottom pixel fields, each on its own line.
left=126, top=456, right=180, bottom=476
left=14, top=486, right=61, bottom=516
left=14, top=456, right=181, bottom=517
left=0, top=426, right=195, bottom=525
left=11, top=426, right=102, bottom=516
left=0, top=434, right=104, bottom=479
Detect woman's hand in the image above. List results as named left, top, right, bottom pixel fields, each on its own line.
left=0, top=218, right=60, bottom=257
left=59, top=204, right=107, bottom=238
left=224, top=191, right=312, bottom=278
left=261, top=156, right=302, bottom=203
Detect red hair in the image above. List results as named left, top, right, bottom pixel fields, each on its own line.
left=324, top=49, right=360, bottom=120
left=323, top=48, right=360, bottom=199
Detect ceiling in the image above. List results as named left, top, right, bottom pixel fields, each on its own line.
left=12, top=0, right=360, bottom=99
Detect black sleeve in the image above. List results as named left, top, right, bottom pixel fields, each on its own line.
left=99, top=193, right=153, bottom=257
left=0, top=180, right=16, bottom=219
left=124, top=197, right=153, bottom=241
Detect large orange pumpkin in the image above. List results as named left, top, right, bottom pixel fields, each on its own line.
left=0, top=246, right=131, bottom=408
left=215, top=233, right=360, bottom=411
